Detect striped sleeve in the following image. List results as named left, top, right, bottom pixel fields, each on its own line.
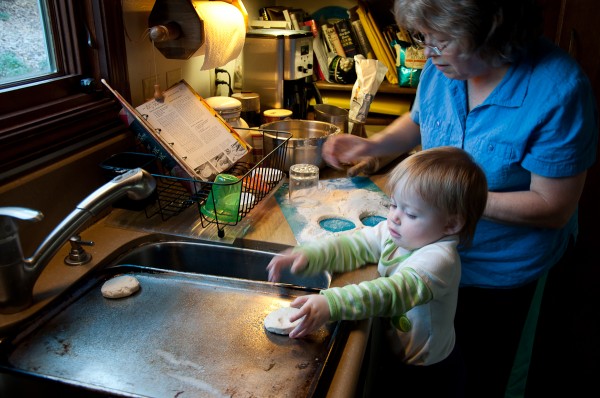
left=321, top=267, right=433, bottom=321
left=293, top=231, right=381, bottom=274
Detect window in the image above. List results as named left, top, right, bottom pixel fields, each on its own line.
left=0, top=0, right=130, bottom=182
left=0, top=0, right=56, bottom=86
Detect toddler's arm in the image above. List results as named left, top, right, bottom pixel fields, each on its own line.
left=266, top=249, right=308, bottom=282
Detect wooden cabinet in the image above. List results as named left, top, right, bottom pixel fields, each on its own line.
left=539, top=0, right=600, bottom=255
left=540, top=0, right=600, bottom=100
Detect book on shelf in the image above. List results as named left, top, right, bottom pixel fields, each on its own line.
left=282, top=9, right=302, bottom=30
left=383, top=26, right=396, bottom=48
left=304, top=19, right=328, bottom=81
left=356, top=0, right=398, bottom=84
left=321, top=23, right=346, bottom=57
left=102, top=79, right=251, bottom=182
left=258, top=6, right=288, bottom=21
left=304, top=19, right=319, bottom=37
left=396, top=26, right=413, bottom=44
left=333, top=19, right=358, bottom=58
left=348, top=6, right=375, bottom=59
left=281, top=9, right=293, bottom=29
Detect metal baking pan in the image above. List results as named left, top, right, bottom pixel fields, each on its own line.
left=0, top=265, right=348, bottom=397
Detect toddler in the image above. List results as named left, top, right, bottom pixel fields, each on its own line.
left=267, top=146, right=487, bottom=368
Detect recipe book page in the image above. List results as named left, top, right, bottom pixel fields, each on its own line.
left=135, top=81, right=250, bottom=181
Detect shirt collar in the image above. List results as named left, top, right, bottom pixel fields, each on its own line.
left=448, top=57, right=532, bottom=109
left=488, top=58, right=531, bottom=108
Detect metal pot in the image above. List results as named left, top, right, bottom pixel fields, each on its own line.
left=261, top=119, right=340, bottom=171
left=313, top=104, right=349, bottom=134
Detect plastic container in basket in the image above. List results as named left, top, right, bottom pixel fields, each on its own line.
left=196, top=128, right=291, bottom=237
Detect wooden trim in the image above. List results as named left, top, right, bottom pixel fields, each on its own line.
left=315, top=81, right=416, bottom=95
left=0, top=0, right=130, bottom=184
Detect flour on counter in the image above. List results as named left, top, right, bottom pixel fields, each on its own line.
left=281, top=185, right=390, bottom=244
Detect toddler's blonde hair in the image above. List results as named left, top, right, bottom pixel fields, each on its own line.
left=387, top=146, right=488, bottom=245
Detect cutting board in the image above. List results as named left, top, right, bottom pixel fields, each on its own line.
left=274, top=177, right=390, bottom=244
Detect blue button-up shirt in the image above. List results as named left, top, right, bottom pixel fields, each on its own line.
left=412, top=38, right=598, bottom=288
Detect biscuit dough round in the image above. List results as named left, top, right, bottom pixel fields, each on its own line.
left=264, top=306, right=304, bottom=335
left=101, top=275, right=140, bottom=299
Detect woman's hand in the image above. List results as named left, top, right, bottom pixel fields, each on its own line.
left=266, top=250, right=308, bottom=282
left=288, top=294, right=331, bottom=338
left=322, top=134, right=372, bottom=170
left=322, top=113, right=421, bottom=174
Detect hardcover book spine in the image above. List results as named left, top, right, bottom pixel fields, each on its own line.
left=304, top=19, right=319, bottom=37
left=129, top=120, right=178, bottom=174
left=304, top=20, right=327, bottom=81
left=356, top=1, right=398, bottom=84
left=321, top=23, right=346, bottom=57
left=334, top=19, right=358, bottom=58
left=348, top=7, right=375, bottom=59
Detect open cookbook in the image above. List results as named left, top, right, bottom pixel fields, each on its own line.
left=101, top=79, right=251, bottom=181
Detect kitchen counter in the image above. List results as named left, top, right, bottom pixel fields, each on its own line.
left=0, top=166, right=394, bottom=397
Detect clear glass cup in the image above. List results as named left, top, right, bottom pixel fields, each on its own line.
left=288, top=163, right=319, bottom=202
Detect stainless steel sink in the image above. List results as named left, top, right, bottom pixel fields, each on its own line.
left=0, top=237, right=339, bottom=397
left=111, top=240, right=331, bottom=289
left=1, top=265, right=343, bottom=397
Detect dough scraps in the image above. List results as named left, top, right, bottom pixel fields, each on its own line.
left=264, top=306, right=304, bottom=335
left=101, top=275, right=140, bottom=299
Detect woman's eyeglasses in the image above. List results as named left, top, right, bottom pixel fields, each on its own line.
left=411, top=32, right=449, bottom=56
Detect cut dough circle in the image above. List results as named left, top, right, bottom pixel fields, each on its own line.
left=264, top=306, right=304, bottom=335
left=101, top=275, right=140, bottom=299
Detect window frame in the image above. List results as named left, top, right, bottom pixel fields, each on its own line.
left=0, top=0, right=130, bottom=182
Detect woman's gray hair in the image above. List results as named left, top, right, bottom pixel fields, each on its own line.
left=393, top=0, right=543, bottom=65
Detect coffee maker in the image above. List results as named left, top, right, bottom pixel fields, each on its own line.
left=242, top=29, right=314, bottom=119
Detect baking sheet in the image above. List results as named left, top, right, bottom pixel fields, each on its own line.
left=274, top=177, right=389, bottom=244
left=1, top=266, right=344, bottom=397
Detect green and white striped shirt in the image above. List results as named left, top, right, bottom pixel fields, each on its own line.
left=294, top=221, right=461, bottom=365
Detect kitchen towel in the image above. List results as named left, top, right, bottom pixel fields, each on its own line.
left=193, top=1, right=245, bottom=70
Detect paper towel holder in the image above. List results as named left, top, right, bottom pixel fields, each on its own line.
left=148, top=0, right=248, bottom=60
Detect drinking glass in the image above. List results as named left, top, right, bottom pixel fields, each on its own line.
left=288, top=163, right=319, bottom=202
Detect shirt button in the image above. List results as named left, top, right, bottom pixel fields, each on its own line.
left=488, top=144, right=494, bottom=151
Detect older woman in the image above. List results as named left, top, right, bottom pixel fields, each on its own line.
left=323, top=0, right=598, bottom=396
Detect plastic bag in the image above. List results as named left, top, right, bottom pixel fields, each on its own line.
left=393, top=40, right=426, bottom=88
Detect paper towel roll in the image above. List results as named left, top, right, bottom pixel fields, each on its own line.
left=193, top=1, right=245, bottom=70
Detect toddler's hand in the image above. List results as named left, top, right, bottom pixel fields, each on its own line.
left=288, top=295, right=331, bottom=339
left=266, top=250, right=308, bottom=282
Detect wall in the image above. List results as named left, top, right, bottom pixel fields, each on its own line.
left=121, top=0, right=269, bottom=105
left=2, top=0, right=360, bottom=252
left=121, top=0, right=358, bottom=106
left=0, top=134, right=134, bottom=255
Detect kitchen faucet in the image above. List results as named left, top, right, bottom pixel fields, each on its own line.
left=0, top=168, right=156, bottom=314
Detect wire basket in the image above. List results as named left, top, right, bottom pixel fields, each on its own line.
left=107, top=128, right=291, bottom=238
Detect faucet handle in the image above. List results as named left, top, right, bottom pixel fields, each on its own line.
left=0, top=206, right=44, bottom=221
left=0, top=206, right=43, bottom=240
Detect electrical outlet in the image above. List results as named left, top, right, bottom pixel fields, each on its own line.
left=142, top=75, right=159, bottom=101
left=166, top=68, right=182, bottom=88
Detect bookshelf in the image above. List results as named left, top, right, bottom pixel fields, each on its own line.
left=312, top=81, right=415, bottom=125
left=250, top=1, right=416, bottom=120
left=315, top=81, right=416, bottom=95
